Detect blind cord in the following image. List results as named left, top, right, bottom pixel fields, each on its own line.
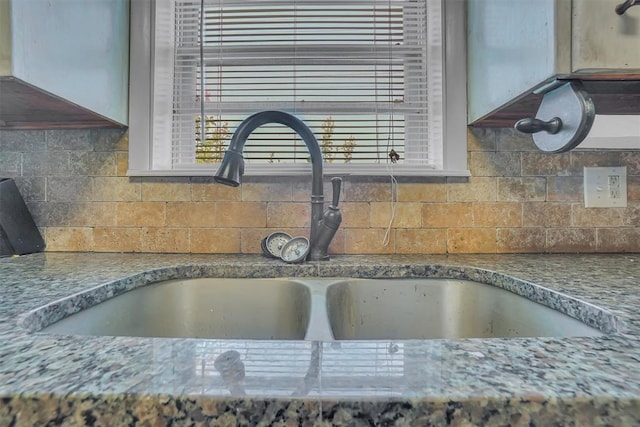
left=382, top=163, right=398, bottom=247
left=199, top=0, right=206, bottom=145
left=382, top=0, right=397, bottom=248
left=217, top=0, right=223, bottom=121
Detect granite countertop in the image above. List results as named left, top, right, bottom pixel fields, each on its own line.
left=1, top=253, right=639, bottom=426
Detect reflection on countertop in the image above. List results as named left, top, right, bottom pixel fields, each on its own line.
left=0, top=253, right=639, bottom=426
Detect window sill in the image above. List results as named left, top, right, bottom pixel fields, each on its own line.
left=127, top=163, right=471, bottom=178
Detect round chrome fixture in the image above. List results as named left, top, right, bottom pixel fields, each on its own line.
left=280, top=236, right=310, bottom=263
left=263, top=232, right=292, bottom=258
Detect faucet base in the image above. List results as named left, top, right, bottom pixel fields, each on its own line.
left=308, top=254, right=331, bottom=262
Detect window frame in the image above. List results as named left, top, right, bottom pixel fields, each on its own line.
left=128, top=0, right=469, bottom=177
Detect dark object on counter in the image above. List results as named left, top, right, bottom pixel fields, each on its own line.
left=0, top=178, right=45, bottom=257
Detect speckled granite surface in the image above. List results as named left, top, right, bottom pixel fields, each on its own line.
left=1, top=253, right=639, bottom=426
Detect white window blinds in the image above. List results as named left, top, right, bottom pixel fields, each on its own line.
left=157, top=0, right=444, bottom=172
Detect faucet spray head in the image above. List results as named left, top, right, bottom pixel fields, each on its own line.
left=214, top=149, right=244, bottom=187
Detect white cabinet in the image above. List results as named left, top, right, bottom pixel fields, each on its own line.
left=572, top=0, right=640, bottom=71
left=468, top=0, right=640, bottom=127
left=0, top=0, right=129, bottom=129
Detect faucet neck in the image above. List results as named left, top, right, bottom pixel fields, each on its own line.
left=227, top=111, right=324, bottom=198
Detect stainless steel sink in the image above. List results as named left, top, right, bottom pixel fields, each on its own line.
left=36, top=277, right=605, bottom=341
left=41, top=278, right=311, bottom=340
left=326, top=279, right=603, bottom=340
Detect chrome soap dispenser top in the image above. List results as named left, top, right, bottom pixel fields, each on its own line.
left=213, top=110, right=342, bottom=261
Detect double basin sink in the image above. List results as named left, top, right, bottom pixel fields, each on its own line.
left=37, top=277, right=604, bottom=340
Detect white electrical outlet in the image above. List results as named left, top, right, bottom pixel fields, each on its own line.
left=584, top=166, right=627, bottom=208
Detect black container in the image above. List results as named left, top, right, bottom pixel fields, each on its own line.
left=0, top=178, right=45, bottom=257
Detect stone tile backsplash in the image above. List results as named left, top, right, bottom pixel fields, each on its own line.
left=0, top=128, right=638, bottom=254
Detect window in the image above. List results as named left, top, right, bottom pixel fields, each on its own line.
left=128, top=0, right=468, bottom=177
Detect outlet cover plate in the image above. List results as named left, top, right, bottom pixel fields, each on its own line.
left=584, top=166, right=627, bottom=208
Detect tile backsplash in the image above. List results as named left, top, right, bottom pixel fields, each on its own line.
left=0, top=128, right=638, bottom=254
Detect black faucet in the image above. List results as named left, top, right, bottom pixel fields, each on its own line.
left=214, top=111, right=342, bottom=261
